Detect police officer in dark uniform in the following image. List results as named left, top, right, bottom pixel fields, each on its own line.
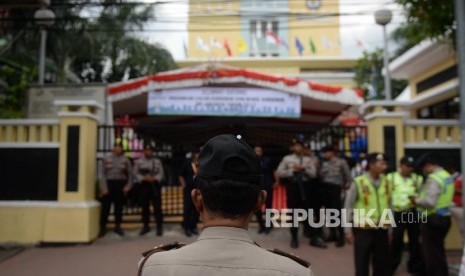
left=254, top=145, right=277, bottom=234
left=134, top=144, right=165, bottom=236
left=99, top=142, right=132, bottom=237
left=179, top=149, right=200, bottom=237
left=277, top=137, right=321, bottom=248
left=319, top=145, right=352, bottom=247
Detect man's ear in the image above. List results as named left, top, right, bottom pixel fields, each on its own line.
left=191, top=189, right=204, bottom=213
left=253, top=190, right=267, bottom=212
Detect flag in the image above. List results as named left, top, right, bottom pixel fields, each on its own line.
left=210, top=37, right=223, bottom=49
left=295, top=37, right=304, bottom=56
left=196, top=37, right=210, bottom=52
left=252, top=35, right=260, bottom=55
left=322, top=36, right=333, bottom=50
left=223, top=38, right=232, bottom=56
left=237, top=38, right=248, bottom=53
left=266, top=31, right=281, bottom=45
left=309, top=37, right=317, bottom=54
left=356, top=38, right=365, bottom=49
left=279, top=36, right=289, bottom=49
left=256, top=21, right=262, bottom=39
left=183, top=40, right=188, bottom=58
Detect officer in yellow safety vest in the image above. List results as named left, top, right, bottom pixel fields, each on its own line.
left=344, top=153, right=392, bottom=276
left=387, top=156, right=425, bottom=275
left=411, top=153, right=455, bottom=276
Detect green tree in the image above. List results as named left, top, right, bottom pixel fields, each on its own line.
left=354, top=48, right=407, bottom=101
left=394, top=0, right=455, bottom=54
left=0, top=0, right=177, bottom=117
left=0, top=62, right=35, bottom=118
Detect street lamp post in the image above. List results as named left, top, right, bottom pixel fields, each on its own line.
left=375, top=9, right=393, bottom=100
left=34, top=7, right=55, bottom=86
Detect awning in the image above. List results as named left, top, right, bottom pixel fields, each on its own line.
left=107, top=63, right=364, bottom=125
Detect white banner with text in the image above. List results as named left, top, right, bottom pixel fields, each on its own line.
left=148, top=87, right=301, bottom=118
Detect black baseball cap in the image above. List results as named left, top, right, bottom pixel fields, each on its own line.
left=321, top=145, right=335, bottom=153
left=415, top=153, right=438, bottom=168
left=366, top=152, right=387, bottom=163
left=144, top=144, right=154, bottom=150
left=400, top=156, right=415, bottom=166
left=292, top=134, right=305, bottom=146
left=196, top=134, right=263, bottom=183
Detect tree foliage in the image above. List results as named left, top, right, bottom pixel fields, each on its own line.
left=393, top=0, right=455, bottom=54
left=355, top=0, right=454, bottom=101
left=0, top=0, right=177, bottom=117
left=354, top=49, right=407, bottom=101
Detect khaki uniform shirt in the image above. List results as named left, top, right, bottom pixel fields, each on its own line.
left=133, top=157, right=164, bottom=183
left=102, top=154, right=132, bottom=191
left=319, top=157, right=351, bottom=186
left=140, top=227, right=314, bottom=276
left=276, top=153, right=316, bottom=182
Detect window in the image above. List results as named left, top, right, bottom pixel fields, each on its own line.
left=416, top=97, right=460, bottom=119
left=416, top=65, right=458, bottom=94
left=249, top=20, right=280, bottom=57
left=249, top=0, right=279, bottom=8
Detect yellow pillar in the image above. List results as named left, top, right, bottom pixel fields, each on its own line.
left=41, top=100, right=103, bottom=243
left=365, top=110, right=405, bottom=166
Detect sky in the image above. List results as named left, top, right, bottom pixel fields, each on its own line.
left=140, top=0, right=404, bottom=60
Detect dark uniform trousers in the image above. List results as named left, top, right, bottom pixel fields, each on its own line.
left=100, top=179, right=126, bottom=229
left=354, top=228, right=389, bottom=276
left=139, top=181, right=163, bottom=230
left=285, top=179, right=322, bottom=240
left=183, top=186, right=198, bottom=231
left=389, top=210, right=424, bottom=275
left=321, top=183, right=344, bottom=242
left=303, top=180, right=323, bottom=239
left=255, top=185, right=273, bottom=229
left=421, top=214, right=451, bottom=276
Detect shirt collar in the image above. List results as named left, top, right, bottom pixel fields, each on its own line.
left=197, top=226, right=255, bottom=244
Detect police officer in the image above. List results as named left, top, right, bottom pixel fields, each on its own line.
left=254, top=145, right=277, bottom=234
left=319, top=145, right=352, bottom=247
left=277, top=137, right=320, bottom=248
left=411, top=153, right=455, bottom=276
left=99, top=142, right=132, bottom=237
left=134, top=144, right=165, bottom=236
left=344, top=153, right=391, bottom=276
left=138, top=134, right=314, bottom=276
left=387, top=156, right=424, bottom=275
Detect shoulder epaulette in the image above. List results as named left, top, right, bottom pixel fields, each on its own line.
left=138, top=242, right=185, bottom=276
left=268, top=248, right=311, bottom=268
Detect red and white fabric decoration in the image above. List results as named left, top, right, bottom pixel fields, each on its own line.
left=107, top=63, right=364, bottom=106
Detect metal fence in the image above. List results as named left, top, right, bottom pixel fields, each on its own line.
left=96, top=124, right=368, bottom=223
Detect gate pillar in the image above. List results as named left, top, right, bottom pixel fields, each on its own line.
left=41, top=100, right=102, bottom=243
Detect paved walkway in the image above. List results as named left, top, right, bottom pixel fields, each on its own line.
left=0, top=224, right=461, bottom=276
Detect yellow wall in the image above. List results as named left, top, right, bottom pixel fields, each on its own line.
left=0, top=102, right=101, bottom=244
left=288, top=0, right=340, bottom=56
left=188, top=1, right=241, bottom=58
left=58, top=117, right=97, bottom=202
left=187, top=0, right=340, bottom=58
left=0, top=204, right=99, bottom=244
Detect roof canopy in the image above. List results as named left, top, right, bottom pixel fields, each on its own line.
left=107, top=63, right=363, bottom=125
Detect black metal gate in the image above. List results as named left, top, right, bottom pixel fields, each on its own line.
left=96, top=123, right=367, bottom=223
